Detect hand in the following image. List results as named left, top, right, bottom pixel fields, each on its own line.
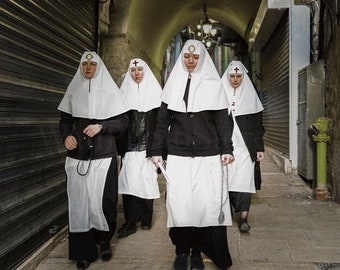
left=151, top=156, right=163, bottom=168
left=257, top=152, right=264, bottom=161
left=64, top=135, right=77, bottom=150
left=83, top=124, right=102, bottom=138
left=221, top=154, right=234, bottom=166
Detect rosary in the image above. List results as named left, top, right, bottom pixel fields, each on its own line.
left=218, top=166, right=228, bottom=224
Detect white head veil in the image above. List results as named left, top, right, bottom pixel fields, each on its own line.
left=119, top=58, right=162, bottom=112
left=58, top=51, right=128, bottom=119
left=162, top=39, right=229, bottom=113
left=221, top=60, right=263, bottom=116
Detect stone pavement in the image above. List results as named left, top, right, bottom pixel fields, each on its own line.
left=20, top=155, right=340, bottom=270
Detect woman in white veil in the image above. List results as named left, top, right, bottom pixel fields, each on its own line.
left=58, top=51, right=128, bottom=270
left=152, top=40, right=235, bottom=270
left=221, top=60, right=265, bottom=233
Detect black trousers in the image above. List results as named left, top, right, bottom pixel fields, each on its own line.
left=229, top=192, right=252, bottom=213
left=122, top=194, right=154, bottom=225
left=68, top=157, right=118, bottom=261
left=169, top=226, right=232, bottom=270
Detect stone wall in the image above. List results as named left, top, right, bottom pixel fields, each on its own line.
left=99, top=0, right=162, bottom=86
left=326, top=25, right=340, bottom=202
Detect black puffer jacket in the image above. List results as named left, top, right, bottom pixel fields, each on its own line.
left=117, top=108, right=166, bottom=158
left=59, top=112, right=129, bottom=160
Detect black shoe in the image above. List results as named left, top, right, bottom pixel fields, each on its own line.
left=116, top=222, right=137, bottom=238
left=173, top=253, right=189, bottom=270
left=100, top=241, right=112, bottom=261
left=141, top=223, right=152, bottom=230
left=190, top=255, right=205, bottom=270
left=239, top=219, right=251, bottom=233
left=76, top=260, right=91, bottom=270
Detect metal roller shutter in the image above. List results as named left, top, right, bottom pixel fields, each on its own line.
left=0, top=1, right=97, bottom=269
left=261, top=11, right=290, bottom=156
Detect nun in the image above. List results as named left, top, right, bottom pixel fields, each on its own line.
left=117, top=58, right=164, bottom=238
left=151, top=40, right=234, bottom=270
left=221, top=60, right=265, bottom=233
left=58, top=51, right=129, bottom=270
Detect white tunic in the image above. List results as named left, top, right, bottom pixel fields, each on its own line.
left=66, top=157, right=112, bottom=232
left=118, top=150, right=160, bottom=199
left=165, top=155, right=232, bottom=227
left=227, top=107, right=255, bottom=193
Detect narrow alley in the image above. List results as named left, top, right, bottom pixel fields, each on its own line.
left=19, top=154, right=340, bottom=270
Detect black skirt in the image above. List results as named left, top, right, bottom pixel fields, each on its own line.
left=169, top=226, right=232, bottom=269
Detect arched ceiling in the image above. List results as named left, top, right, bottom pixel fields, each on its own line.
left=126, top=0, right=262, bottom=69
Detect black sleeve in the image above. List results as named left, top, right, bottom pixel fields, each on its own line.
left=213, top=109, right=234, bottom=155
left=254, top=111, right=265, bottom=152
left=100, top=112, right=129, bottom=136
left=116, top=111, right=131, bottom=157
left=151, top=102, right=171, bottom=157
left=59, top=112, right=74, bottom=142
left=116, top=124, right=128, bottom=157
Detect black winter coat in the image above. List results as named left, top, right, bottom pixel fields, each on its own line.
left=59, top=112, right=129, bottom=160
left=235, top=111, right=265, bottom=162
left=151, top=102, right=234, bottom=157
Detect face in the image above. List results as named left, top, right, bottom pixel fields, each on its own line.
left=81, top=61, right=97, bottom=79
left=130, top=66, right=144, bottom=83
left=183, top=53, right=199, bottom=73
left=229, top=74, right=243, bottom=88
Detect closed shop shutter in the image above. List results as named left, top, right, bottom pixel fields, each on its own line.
left=261, top=11, right=290, bottom=156
left=0, top=1, right=97, bottom=269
